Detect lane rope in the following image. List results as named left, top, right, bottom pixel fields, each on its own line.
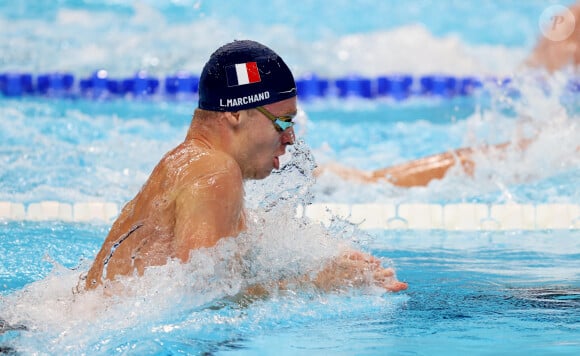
left=1, top=201, right=579, bottom=231
left=3, top=71, right=576, bottom=100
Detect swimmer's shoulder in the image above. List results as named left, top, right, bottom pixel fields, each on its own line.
left=164, top=141, right=242, bottom=182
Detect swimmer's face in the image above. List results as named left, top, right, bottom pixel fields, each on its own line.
left=238, top=97, right=297, bottom=179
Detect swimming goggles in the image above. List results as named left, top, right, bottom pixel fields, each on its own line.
left=256, top=106, right=295, bottom=132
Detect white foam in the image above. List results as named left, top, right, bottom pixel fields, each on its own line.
left=0, top=199, right=377, bottom=354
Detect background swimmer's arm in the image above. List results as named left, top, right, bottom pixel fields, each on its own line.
left=315, top=139, right=539, bottom=187
left=173, top=163, right=245, bottom=262
left=314, top=149, right=472, bottom=187
left=369, top=139, right=540, bottom=186
left=368, top=148, right=475, bottom=187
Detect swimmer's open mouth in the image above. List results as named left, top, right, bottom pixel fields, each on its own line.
left=273, top=156, right=280, bottom=170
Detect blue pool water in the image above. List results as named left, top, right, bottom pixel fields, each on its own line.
left=2, top=0, right=580, bottom=354
left=1, top=222, right=579, bottom=354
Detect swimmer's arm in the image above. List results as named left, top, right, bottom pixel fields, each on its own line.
left=314, top=150, right=471, bottom=187
left=245, top=250, right=408, bottom=294
left=311, top=249, right=408, bottom=292
left=315, top=138, right=538, bottom=187
left=369, top=139, right=540, bottom=186
left=173, top=167, right=245, bottom=262
left=369, top=148, right=475, bottom=187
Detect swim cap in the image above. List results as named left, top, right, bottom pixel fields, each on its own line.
left=198, top=40, right=296, bottom=111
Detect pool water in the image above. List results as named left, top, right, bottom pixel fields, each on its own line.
left=2, top=0, right=580, bottom=355
left=1, top=222, right=579, bottom=354
left=2, top=92, right=578, bottom=206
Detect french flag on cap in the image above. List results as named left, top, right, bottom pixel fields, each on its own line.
left=226, top=62, right=261, bottom=87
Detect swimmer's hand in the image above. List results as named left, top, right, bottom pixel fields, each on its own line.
left=314, top=250, right=408, bottom=292
left=238, top=251, right=407, bottom=297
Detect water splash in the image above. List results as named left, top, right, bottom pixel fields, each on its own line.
left=245, top=138, right=317, bottom=211
left=310, top=70, right=580, bottom=204
left=0, top=137, right=400, bottom=354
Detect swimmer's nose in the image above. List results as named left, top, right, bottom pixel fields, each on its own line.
left=281, top=126, right=295, bottom=146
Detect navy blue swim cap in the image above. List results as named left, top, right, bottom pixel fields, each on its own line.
left=198, top=40, right=296, bottom=111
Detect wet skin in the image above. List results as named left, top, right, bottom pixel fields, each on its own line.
left=85, top=97, right=407, bottom=293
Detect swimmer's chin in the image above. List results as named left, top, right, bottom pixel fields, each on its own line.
left=251, top=158, right=281, bottom=179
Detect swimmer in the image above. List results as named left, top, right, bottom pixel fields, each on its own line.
left=83, top=40, right=407, bottom=294
left=525, top=1, right=580, bottom=72
left=316, top=2, right=580, bottom=187
left=315, top=140, right=537, bottom=187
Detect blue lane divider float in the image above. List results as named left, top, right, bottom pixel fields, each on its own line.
left=1, top=70, right=578, bottom=100
left=37, top=73, right=75, bottom=95
left=164, top=71, right=200, bottom=95
left=79, top=70, right=161, bottom=98
left=377, top=75, right=414, bottom=100
left=0, top=73, right=34, bottom=96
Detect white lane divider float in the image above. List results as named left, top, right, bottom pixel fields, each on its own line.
left=0, top=201, right=119, bottom=223
left=1, top=201, right=579, bottom=231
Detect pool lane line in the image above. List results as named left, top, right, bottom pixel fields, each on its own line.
left=1, top=201, right=579, bottom=231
